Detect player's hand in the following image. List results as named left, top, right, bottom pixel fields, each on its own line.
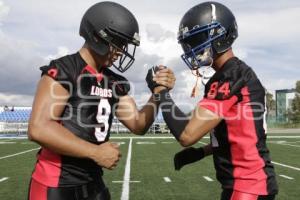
left=174, top=147, right=205, bottom=171
left=153, top=66, right=176, bottom=91
left=146, top=65, right=176, bottom=93
left=90, top=142, right=121, bottom=170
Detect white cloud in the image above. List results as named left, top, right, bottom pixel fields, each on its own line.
left=45, top=46, right=70, bottom=61
left=0, top=93, right=34, bottom=106
left=140, top=29, right=181, bottom=63
left=237, top=6, right=300, bottom=47
left=145, top=24, right=175, bottom=43
left=263, top=78, right=298, bottom=95
left=234, top=48, right=248, bottom=60
left=0, top=30, right=42, bottom=95
left=0, top=1, right=9, bottom=23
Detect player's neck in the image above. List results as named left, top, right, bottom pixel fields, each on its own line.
left=79, top=45, right=102, bottom=72
left=213, top=49, right=235, bottom=71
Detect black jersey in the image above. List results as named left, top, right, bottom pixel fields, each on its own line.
left=199, top=57, right=278, bottom=195
left=32, top=52, right=129, bottom=187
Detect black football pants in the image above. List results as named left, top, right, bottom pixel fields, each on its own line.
left=28, top=178, right=110, bottom=200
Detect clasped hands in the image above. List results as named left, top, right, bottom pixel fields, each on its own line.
left=146, top=65, right=176, bottom=94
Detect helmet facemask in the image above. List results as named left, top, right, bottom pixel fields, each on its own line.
left=178, top=22, right=226, bottom=71
left=93, top=28, right=140, bottom=73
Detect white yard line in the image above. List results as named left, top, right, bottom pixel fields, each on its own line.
left=203, top=176, right=214, bottom=182
left=21, top=142, right=34, bottom=145
left=272, top=161, right=300, bottom=172
left=198, top=141, right=208, bottom=145
left=163, top=177, right=172, bottom=182
left=0, top=140, right=12, bottom=142
left=161, top=142, right=174, bottom=144
left=279, top=144, right=300, bottom=148
left=136, top=141, right=156, bottom=144
left=279, top=175, right=294, bottom=180
left=267, top=136, right=300, bottom=139
left=120, top=138, right=133, bottom=200
left=268, top=141, right=300, bottom=148
left=0, top=139, right=18, bottom=142
left=116, top=142, right=126, bottom=145
left=0, top=148, right=40, bottom=160
left=113, top=181, right=140, bottom=183
left=0, top=142, right=16, bottom=144
left=0, top=177, right=9, bottom=183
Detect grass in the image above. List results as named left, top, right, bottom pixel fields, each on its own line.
left=0, top=133, right=299, bottom=200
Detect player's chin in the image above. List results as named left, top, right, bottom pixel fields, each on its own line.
left=105, top=60, right=114, bottom=67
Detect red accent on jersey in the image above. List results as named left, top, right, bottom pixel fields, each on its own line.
left=199, top=95, right=238, bottom=118
left=48, top=68, right=58, bottom=78
left=32, top=148, right=62, bottom=187
left=82, top=65, right=103, bottom=82
left=29, top=179, right=47, bottom=200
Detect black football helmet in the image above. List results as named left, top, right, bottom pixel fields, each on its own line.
left=80, top=1, right=140, bottom=73
left=178, top=1, right=238, bottom=70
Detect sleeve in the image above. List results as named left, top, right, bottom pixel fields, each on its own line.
left=40, top=61, right=73, bottom=93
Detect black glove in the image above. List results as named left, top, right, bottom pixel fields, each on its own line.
left=174, top=147, right=205, bottom=171
left=145, top=66, right=164, bottom=93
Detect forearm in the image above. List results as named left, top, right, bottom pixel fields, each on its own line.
left=28, top=120, right=97, bottom=159
left=159, top=89, right=189, bottom=140
left=134, top=94, right=159, bottom=134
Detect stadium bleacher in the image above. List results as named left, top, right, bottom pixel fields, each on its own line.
left=0, top=108, right=168, bottom=135
left=0, top=109, right=31, bottom=122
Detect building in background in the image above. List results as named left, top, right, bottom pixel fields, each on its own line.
left=276, top=89, right=296, bottom=122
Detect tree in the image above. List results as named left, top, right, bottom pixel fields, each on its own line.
left=266, top=92, right=275, bottom=119
left=296, top=80, right=300, bottom=93
left=291, top=81, right=300, bottom=123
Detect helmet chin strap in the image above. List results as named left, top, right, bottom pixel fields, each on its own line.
left=199, top=64, right=215, bottom=85
left=190, top=49, right=215, bottom=98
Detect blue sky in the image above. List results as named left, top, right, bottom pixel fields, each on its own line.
left=0, top=0, right=299, bottom=111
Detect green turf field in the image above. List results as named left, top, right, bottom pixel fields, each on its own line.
left=0, top=134, right=300, bottom=200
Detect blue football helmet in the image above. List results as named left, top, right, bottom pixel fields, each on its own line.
left=178, top=2, right=238, bottom=71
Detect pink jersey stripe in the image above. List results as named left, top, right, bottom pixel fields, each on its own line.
left=32, top=148, right=62, bottom=187
left=226, top=86, right=267, bottom=195
left=29, top=179, right=48, bottom=200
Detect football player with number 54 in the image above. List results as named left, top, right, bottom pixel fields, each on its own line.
left=27, top=2, right=175, bottom=200
left=147, top=2, right=278, bottom=200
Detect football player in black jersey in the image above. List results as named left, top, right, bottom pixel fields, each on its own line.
left=27, top=2, right=175, bottom=200
left=147, top=2, right=278, bottom=200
